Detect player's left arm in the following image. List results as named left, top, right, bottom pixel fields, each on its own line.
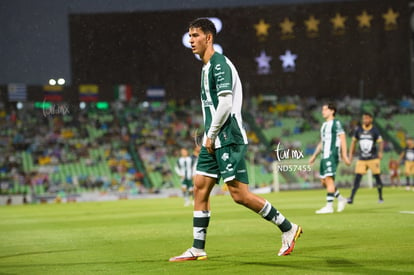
left=309, top=142, right=321, bottom=165
left=205, top=92, right=232, bottom=154
left=377, top=133, right=384, bottom=160
left=205, top=60, right=233, bottom=154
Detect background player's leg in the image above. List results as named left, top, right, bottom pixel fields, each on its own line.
left=348, top=174, right=362, bottom=203
left=316, top=177, right=335, bottom=214
left=374, top=174, right=384, bottom=202
left=406, top=173, right=411, bottom=190
left=182, top=185, right=190, bottom=206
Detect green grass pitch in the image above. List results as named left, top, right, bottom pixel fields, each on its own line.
left=1, top=187, right=413, bottom=274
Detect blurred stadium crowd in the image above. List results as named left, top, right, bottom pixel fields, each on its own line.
left=0, top=95, right=413, bottom=203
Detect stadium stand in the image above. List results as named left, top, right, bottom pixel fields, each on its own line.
left=0, top=96, right=413, bottom=203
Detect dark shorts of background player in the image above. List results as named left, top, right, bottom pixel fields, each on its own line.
left=319, top=156, right=338, bottom=179
left=181, top=179, right=193, bottom=190
left=195, top=144, right=249, bottom=184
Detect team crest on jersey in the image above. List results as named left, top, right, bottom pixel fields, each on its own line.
left=221, top=152, right=229, bottom=161
left=407, top=151, right=414, bottom=161
left=360, top=139, right=373, bottom=154
left=202, top=99, right=213, bottom=106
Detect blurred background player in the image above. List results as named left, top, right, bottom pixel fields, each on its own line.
left=388, top=157, right=400, bottom=188
left=175, top=148, right=195, bottom=206
left=309, top=103, right=350, bottom=214
left=398, top=137, right=414, bottom=191
left=191, top=144, right=201, bottom=181
left=347, top=112, right=384, bottom=204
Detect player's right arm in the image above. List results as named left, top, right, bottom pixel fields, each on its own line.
left=309, top=142, right=322, bottom=165
left=349, top=127, right=360, bottom=163
left=175, top=159, right=184, bottom=178
left=398, top=149, right=406, bottom=164
left=339, top=133, right=351, bottom=166
left=349, top=138, right=357, bottom=163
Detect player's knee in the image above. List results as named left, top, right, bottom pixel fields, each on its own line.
left=192, top=184, right=202, bottom=197
left=233, top=197, right=247, bottom=206
left=230, top=192, right=247, bottom=205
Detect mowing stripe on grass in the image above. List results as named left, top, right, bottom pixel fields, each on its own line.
left=399, top=211, right=414, bottom=214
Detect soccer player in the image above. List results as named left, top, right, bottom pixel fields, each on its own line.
left=388, top=157, right=400, bottom=188
left=175, top=148, right=195, bottom=206
left=309, top=103, right=350, bottom=214
left=169, top=18, right=302, bottom=262
left=398, top=137, right=414, bottom=191
left=347, top=113, right=384, bottom=203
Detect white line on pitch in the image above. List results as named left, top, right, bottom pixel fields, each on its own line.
left=399, top=211, right=414, bottom=214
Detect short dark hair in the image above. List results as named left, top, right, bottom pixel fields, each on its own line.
left=325, top=102, right=337, bottom=116
left=189, top=18, right=216, bottom=39
left=362, top=112, right=373, bottom=118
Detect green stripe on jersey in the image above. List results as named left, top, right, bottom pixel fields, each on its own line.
left=320, top=118, right=344, bottom=159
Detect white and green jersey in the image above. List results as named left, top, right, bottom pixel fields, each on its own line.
left=320, top=118, right=344, bottom=159
left=200, top=52, right=248, bottom=148
left=175, top=156, right=195, bottom=180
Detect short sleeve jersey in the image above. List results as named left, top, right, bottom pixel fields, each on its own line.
left=176, top=156, right=195, bottom=180
left=320, top=119, right=344, bottom=160
left=200, top=52, right=248, bottom=148
left=353, top=125, right=382, bottom=160
left=402, top=146, right=414, bottom=162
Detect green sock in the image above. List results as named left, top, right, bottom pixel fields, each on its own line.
left=192, top=210, right=210, bottom=249
left=259, top=200, right=292, bottom=232
left=327, top=192, right=334, bottom=207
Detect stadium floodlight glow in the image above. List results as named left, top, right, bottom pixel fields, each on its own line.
left=57, top=78, right=65, bottom=85
left=213, top=44, right=223, bottom=55
left=49, top=79, right=57, bottom=85
left=208, top=17, right=222, bottom=33
left=16, top=102, right=23, bottom=110
left=79, top=102, right=86, bottom=110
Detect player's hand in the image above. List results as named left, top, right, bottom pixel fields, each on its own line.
left=309, top=155, right=316, bottom=165
left=378, top=152, right=383, bottom=160
left=343, top=156, right=351, bottom=166
left=205, top=137, right=215, bottom=154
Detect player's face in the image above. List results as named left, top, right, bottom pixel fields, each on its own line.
left=181, top=148, right=188, bottom=157
left=407, top=139, right=414, bottom=147
left=362, top=115, right=372, bottom=126
left=188, top=27, right=209, bottom=56
left=321, top=105, right=333, bottom=119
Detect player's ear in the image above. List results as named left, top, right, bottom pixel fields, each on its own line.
left=206, top=33, right=213, bottom=44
